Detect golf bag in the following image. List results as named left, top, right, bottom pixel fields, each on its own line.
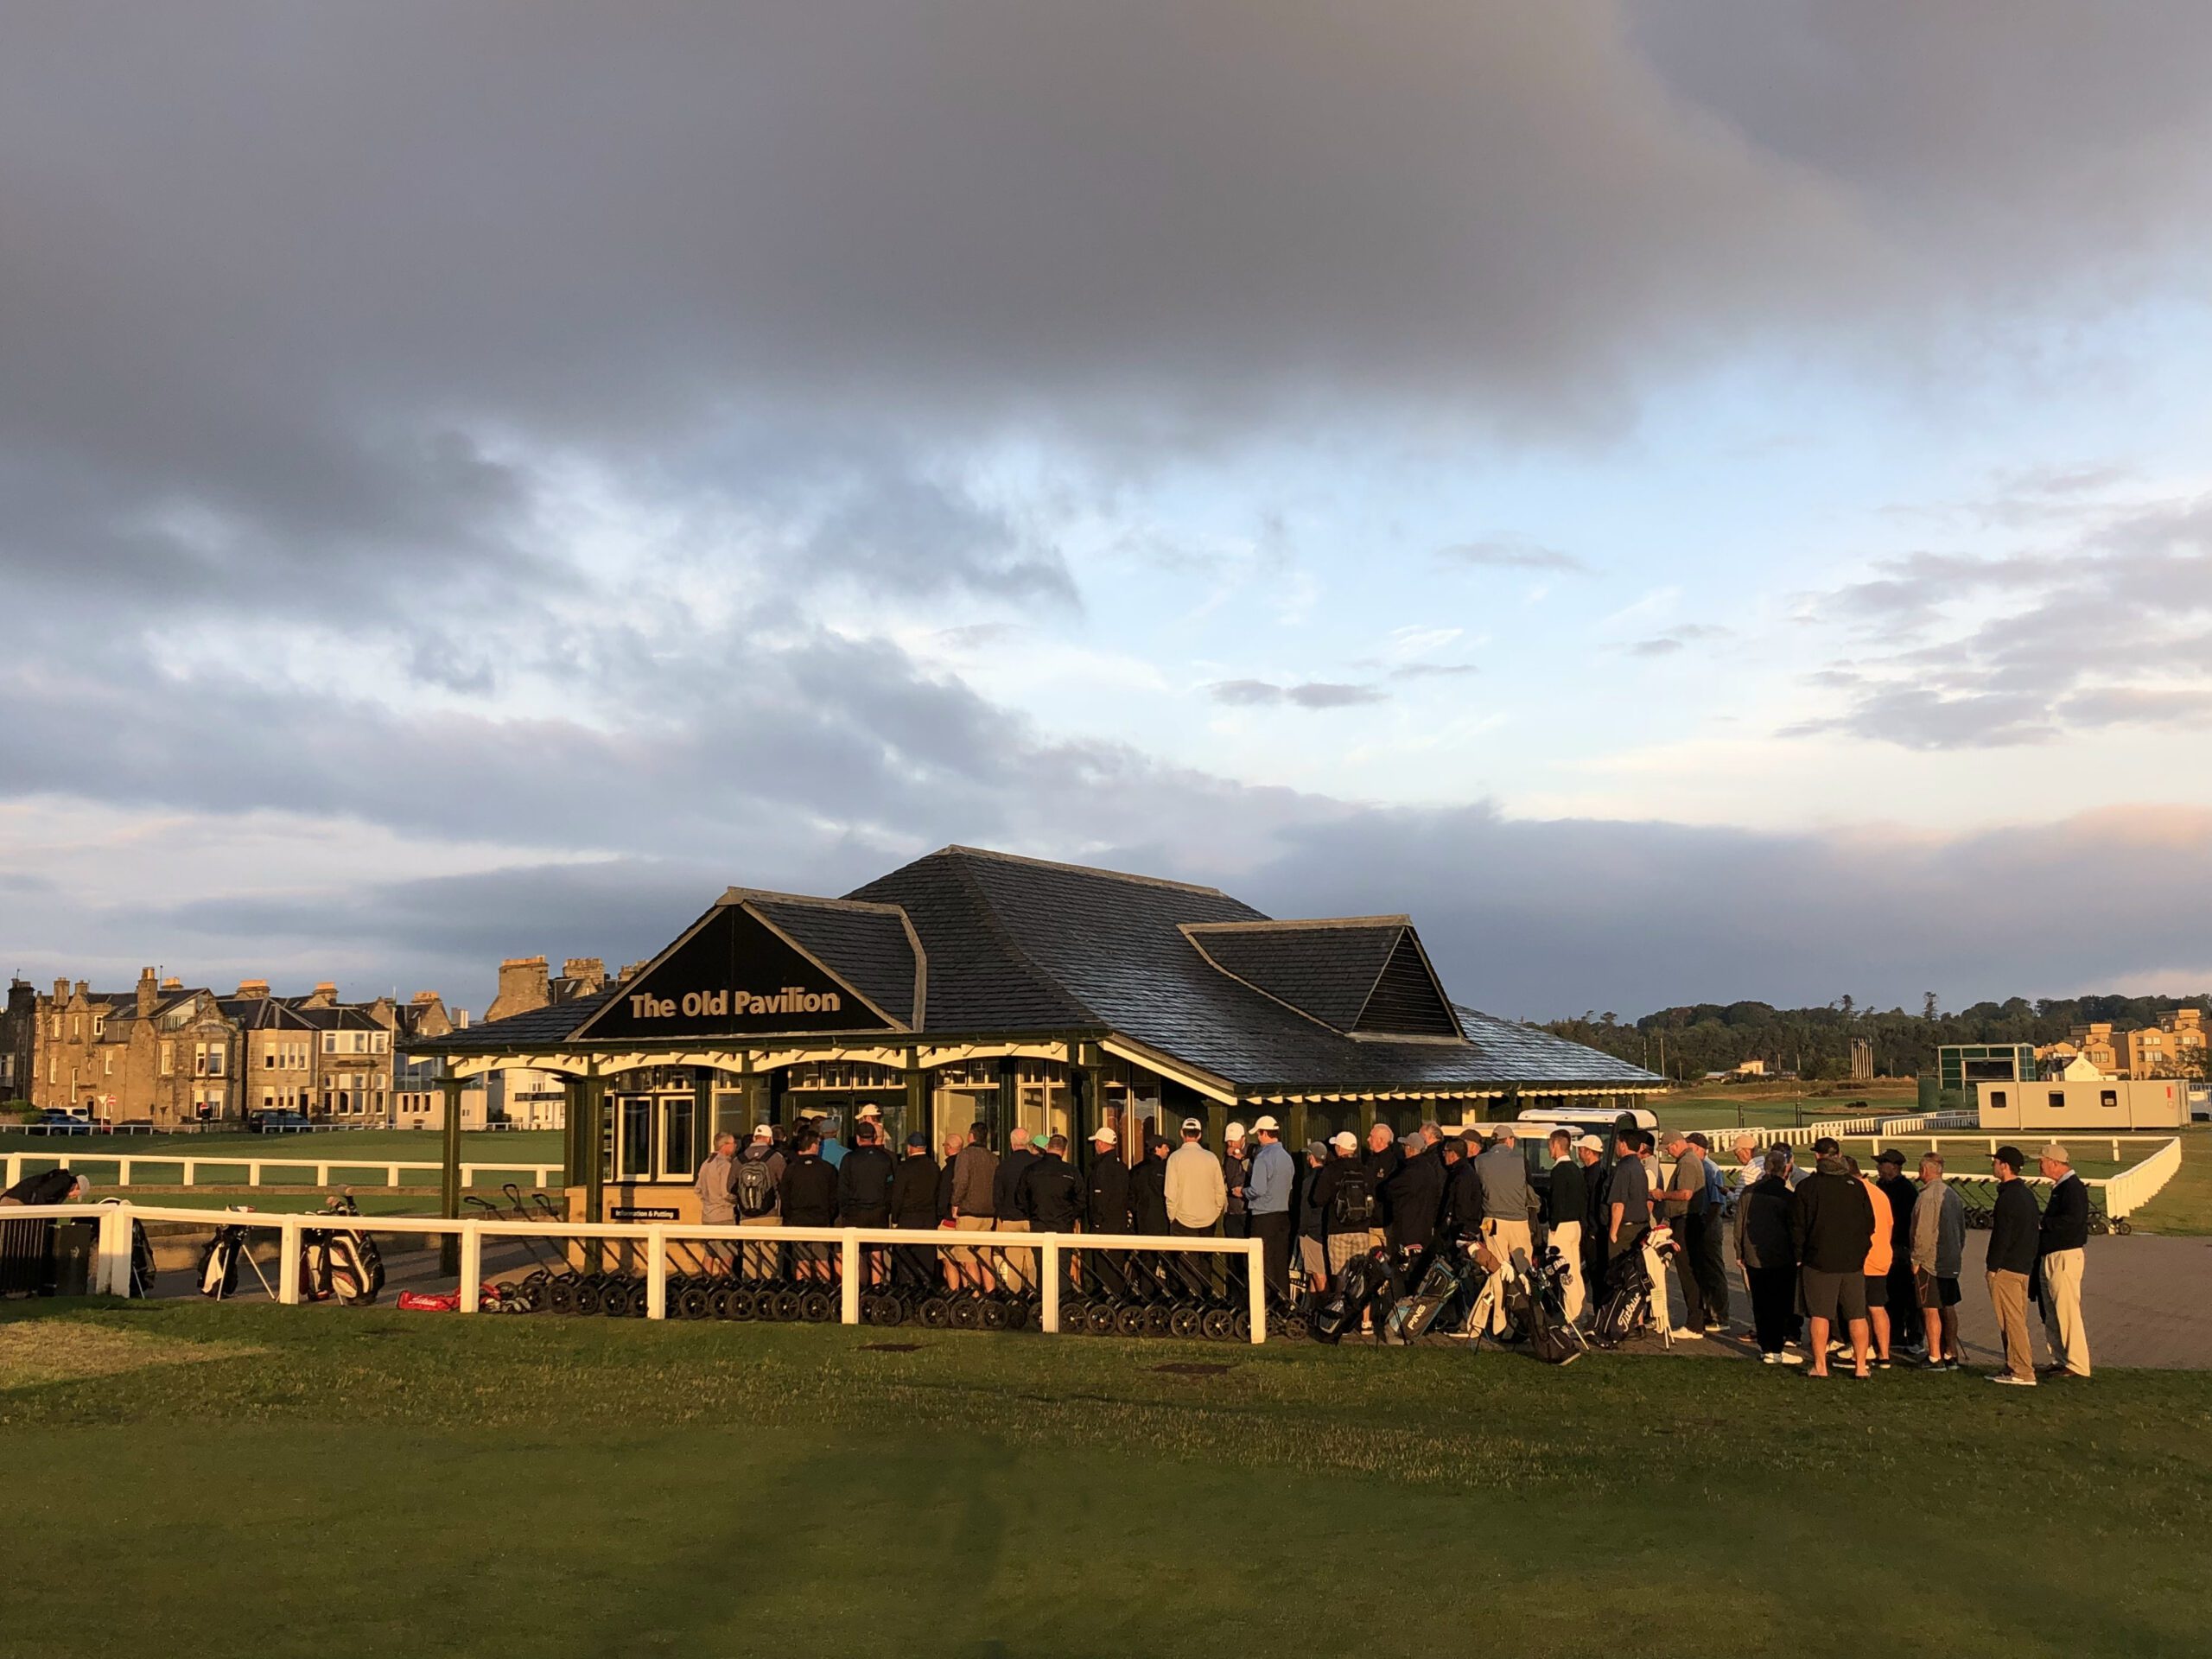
left=1590, top=1223, right=1675, bottom=1350
left=1381, top=1248, right=1463, bottom=1345
left=1504, top=1247, right=1584, bottom=1366
left=1312, top=1247, right=1386, bottom=1344
left=197, top=1225, right=245, bottom=1299
left=304, top=1194, right=384, bottom=1306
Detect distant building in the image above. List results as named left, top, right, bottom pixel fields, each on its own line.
left=470, top=956, right=626, bottom=1129
left=24, top=969, right=467, bottom=1128
left=1938, top=1043, right=2037, bottom=1092
left=1978, top=1076, right=2187, bottom=1131
left=2036, top=1009, right=2205, bottom=1081
left=3, top=978, right=36, bottom=1103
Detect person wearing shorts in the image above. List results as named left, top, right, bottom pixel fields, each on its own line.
left=1792, top=1144, right=1875, bottom=1378
left=1910, top=1153, right=1967, bottom=1370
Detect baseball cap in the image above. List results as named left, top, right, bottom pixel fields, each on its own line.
left=906, top=1132, right=929, bottom=1149
left=2039, top=1142, right=2070, bottom=1164
left=857, top=1103, right=882, bottom=1120
left=1304, top=1140, right=1327, bottom=1160
left=1092, top=1125, right=1118, bottom=1147
left=1993, top=1144, right=2026, bottom=1169
left=1877, top=1147, right=1906, bottom=1166
left=1181, top=1116, right=1204, bottom=1133
left=1575, top=1133, right=1603, bottom=1153
left=1224, top=1121, right=1247, bottom=1141
left=1250, top=1113, right=1281, bottom=1133
left=751, top=1124, right=773, bottom=1141
left=1332, top=1131, right=1357, bottom=1150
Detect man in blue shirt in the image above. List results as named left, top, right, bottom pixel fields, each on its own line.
left=1241, top=1114, right=1297, bottom=1302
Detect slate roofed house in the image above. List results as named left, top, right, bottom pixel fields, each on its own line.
left=412, top=844, right=1662, bottom=1209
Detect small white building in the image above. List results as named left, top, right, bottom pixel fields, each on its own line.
left=1977, top=1077, right=2187, bottom=1132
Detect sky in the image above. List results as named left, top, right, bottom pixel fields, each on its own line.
left=4, top=3, right=2211, bottom=1021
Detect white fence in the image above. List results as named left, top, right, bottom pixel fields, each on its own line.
left=3, top=1202, right=1270, bottom=1342
left=3, top=1152, right=560, bottom=1192
left=1719, top=1134, right=2183, bottom=1218
left=1805, top=1110, right=1980, bottom=1138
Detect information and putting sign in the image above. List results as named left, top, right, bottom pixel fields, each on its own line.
left=572, top=901, right=897, bottom=1041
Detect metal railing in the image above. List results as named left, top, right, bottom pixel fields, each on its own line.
left=2, top=1152, right=561, bottom=1191
left=0, top=1203, right=1270, bottom=1341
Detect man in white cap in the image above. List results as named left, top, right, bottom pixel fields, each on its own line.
left=2036, top=1143, right=2091, bottom=1378
left=1542, top=1129, right=1587, bottom=1324
left=1222, top=1122, right=1252, bottom=1237
left=1311, top=1131, right=1373, bottom=1278
left=1243, top=1116, right=1296, bottom=1302
left=1573, top=1134, right=1608, bottom=1300
left=1164, top=1116, right=1227, bottom=1235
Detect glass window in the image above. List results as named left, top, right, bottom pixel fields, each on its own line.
left=617, top=1096, right=654, bottom=1180
left=2048, top=1091, right=2065, bottom=1109
left=659, top=1096, right=696, bottom=1180
left=2101, top=1090, right=2118, bottom=1109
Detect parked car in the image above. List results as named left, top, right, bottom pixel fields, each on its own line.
left=25, top=1109, right=96, bottom=1136
left=248, top=1109, right=315, bottom=1135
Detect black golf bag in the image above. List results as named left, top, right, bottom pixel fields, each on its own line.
left=1312, top=1247, right=1386, bottom=1344
left=304, top=1194, right=385, bottom=1306
left=1505, top=1247, right=1585, bottom=1365
left=198, top=1226, right=245, bottom=1299
left=1590, top=1224, right=1674, bottom=1350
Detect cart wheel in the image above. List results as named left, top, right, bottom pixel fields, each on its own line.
left=1265, top=1309, right=1286, bottom=1338
left=1142, top=1305, right=1172, bottom=1338
left=981, top=1298, right=1010, bottom=1331
left=2114, top=1217, right=2133, bottom=1235
left=1112, top=1305, right=1145, bottom=1338
left=799, top=1288, right=835, bottom=1323
left=1169, top=1305, right=1203, bottom=1340
left=545, top=1277, right=576, bottom=1315
left=728, top=1286, right=758, bottom=1321
left=1056, top=1298, right=1089, bottom=1333
left=1283, top=1313, right=1311, bottom=1342
left=879, top=1294, right=908, bottom=1327
left=1007, top=1296, right=1035, bottom=1331
left=767, top=1287, right=801, bottom=1321
left=948, top=1296, right=982, bottom=1330
left=677, top=1284, right=713, bottom=1320
left=570, top=1282, right=602, bottom=1317
left=624, top=1281, right=649, bottom=1318
left=1198, top=1308, right=1235, bottom=1342
left=519, top=1278, right=548, bottom=1313
left=1084, top=1303, right=1119, bottom=1336
left=918, top=1296, right=950, bottom=1329
left=1230, top=1309, right=1252, bottom=1341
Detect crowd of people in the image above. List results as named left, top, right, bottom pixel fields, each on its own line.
left=689, top=1109, right=2095, bottom=1376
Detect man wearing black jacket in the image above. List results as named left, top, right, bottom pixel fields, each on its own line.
left=1380, top=1134, right=1445, bottom=1259
left=1363, top=1121, right=1404, bottom=1253
left=2036, top=1144, right=2091, bottom=1379
left=1018, top=1135, right=1084, bottom=1300
left=1874, top=1149, right=1923, bottom=1352
left=992, top=1126, right=1041, bottom=1294
left=1129, top=1135, right=1170, bottom=1235
left=1544, top=1129, right=1591, bottom=1325
left=889, top=1134, right=942, bottom=1291
left=1084, top=1126, right=1131, bottom=1297
left=836, top=1122, right=895, bottom=1286
left=779, top=1126, right=840, bottom=1282
left=1985, top=1146, right=2041, bottom=1386
left=1790, top=1147, right=1875, bottom=1378
left=1438, top=1136, right=1480, bottom=1245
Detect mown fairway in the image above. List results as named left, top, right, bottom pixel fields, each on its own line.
left=3, top=1299, right=2208, bottom=1659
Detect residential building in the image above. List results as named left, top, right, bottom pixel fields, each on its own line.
left=2128, top=1007, right=2207, bottom=1079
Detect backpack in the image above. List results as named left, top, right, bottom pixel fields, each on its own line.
left=1330, top=1165, right=1376, bottom=1229
left=734, top=1154, right=778, bottom=1217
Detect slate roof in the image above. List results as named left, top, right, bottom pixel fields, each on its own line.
left=1182, top=920, right=1405, bottom=1031
left=741, top=893, right=920, bottom=1027
left=421, top=843, right=1663, bottom=1095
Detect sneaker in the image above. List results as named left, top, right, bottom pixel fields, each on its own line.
left=1762, top=1352, right=1782, bottom=1365
left=1874, top=1358, right=1891, bottom=1370
left=1671, top=1326, right=1706, bottom=1340
left=1773, top=1349, right=1804, bottom=1366
left=1989, top=1374, right=2037, bottom=1388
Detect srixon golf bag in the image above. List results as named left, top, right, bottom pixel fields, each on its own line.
left=1312, top=1246, right=1394, bottom=1344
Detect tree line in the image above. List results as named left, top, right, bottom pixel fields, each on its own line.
left=1541, top=992, right=2212, bottom=1084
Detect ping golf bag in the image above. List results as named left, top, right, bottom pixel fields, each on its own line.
left=1591, top=1222, right=1676, bottom=1350
left=1381, top=1246, right=1464, bottom=1345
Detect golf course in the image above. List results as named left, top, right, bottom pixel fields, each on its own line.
left=3, top=1298, right=2208, bottom=1658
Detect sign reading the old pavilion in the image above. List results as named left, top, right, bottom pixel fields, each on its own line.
left=574, top=904, right=892, bottom=1040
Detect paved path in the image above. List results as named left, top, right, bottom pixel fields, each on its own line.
left=1632, top=1230, right=2212, bottom=1370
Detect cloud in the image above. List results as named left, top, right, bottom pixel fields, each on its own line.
left=1207, top=679, right=1389, bottom=709
left=1628, top=623, right=1730, bottom=657
left=1793, top=492, right=2212, bottom=747
left=1388, top=663, right=1482, bottom=682
left=1441, top=540, right=1592, bottom=575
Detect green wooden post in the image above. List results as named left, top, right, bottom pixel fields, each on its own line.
left=438, top=1077, right=465, bottom=1274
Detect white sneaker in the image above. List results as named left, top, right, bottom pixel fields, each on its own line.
left=1989, top=1374, right=2037, bottom=1388
left=1671, top=1326, right=1705, bottom=1340
left=1762, top=1352, right=1782, bottom=1364
left=1773, top=1349, right=1804, bottom=1365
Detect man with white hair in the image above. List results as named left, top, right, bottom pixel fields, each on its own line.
left=1222, top=1122, right=1252, bottom=1237
left=2036, top=1143, right=2091, bottom=1379
left=1363, top=1120, right=1402, bottom=1253
left=1163, top=1117, right=1227, bottom=1235
left=0, top=1168, right=90, bottom=1205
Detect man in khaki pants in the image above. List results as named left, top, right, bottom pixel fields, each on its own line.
left=1985, top=1146, right=2040, bottom=1386
left=2036, top=1144, right=2092, bottom=1378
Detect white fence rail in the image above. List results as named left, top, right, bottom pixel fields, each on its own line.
left=1719, top=1134, right=2183, bottom=1218
left=1805, top=1110, right=1981, bottom=1138
left=3, top=1152, right=561, bottom=1192
left=2, top=1203, right=1270, bottom=1342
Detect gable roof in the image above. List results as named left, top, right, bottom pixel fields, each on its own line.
left=424, top=843, right=1662, bottom=1096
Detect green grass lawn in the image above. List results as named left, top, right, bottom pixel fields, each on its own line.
left=3, top=1300, right=2209, bottom=1658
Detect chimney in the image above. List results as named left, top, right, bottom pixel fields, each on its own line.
left=54, top=978, right=68, bottom=1001
left=137, top=967, right=158, bottom=1016
left=487, top=956, right=550, bottom=1021
left=160, top=976, right=182, bottom=990
left=562, top=957, right=607, bottom=995
left=301, top=982, right=338, bottom=1009
left=618, top=961, right=649, bottom=984
left=235, top=979, right=270, bottom=1000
